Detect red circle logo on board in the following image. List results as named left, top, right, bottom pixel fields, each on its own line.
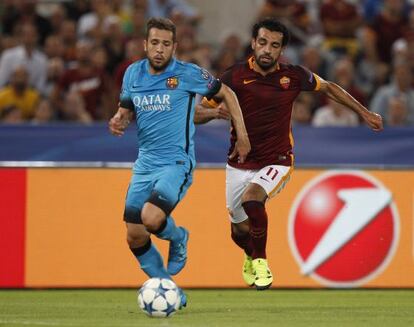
left=288, top=171, right=399, bottom=287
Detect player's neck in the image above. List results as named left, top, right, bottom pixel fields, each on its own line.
left=148, top=66, right=166, bottom=75
left=252, top=60, right=279, bottom=76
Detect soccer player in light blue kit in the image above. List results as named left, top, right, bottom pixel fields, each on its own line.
left=109, top=18, right=250, bottom=308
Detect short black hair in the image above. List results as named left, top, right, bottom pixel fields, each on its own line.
left=252, top=18, right=290, bottom=46
left=146, top=17, right=177, bottom=42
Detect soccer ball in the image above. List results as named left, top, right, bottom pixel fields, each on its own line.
left=137, top=278, right=181, bottom=318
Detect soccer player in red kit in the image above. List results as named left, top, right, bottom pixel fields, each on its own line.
left=195, top=18, right=383, bottom=290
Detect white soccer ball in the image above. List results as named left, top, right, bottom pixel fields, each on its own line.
left=137, top=278, right=181, bottom=318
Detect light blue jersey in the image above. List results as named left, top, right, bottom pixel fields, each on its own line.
left=120, top=58, right=221, bottom=172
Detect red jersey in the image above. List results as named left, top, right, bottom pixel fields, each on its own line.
left=58, top=67, right=109, bottom=120
left=218, top=57, right=320, bottom=169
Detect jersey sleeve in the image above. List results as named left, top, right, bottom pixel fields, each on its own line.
left=182, top=63, right=222, bottom=99
left=220, top=68, right=233, bottom=87
left=201, top=67, right=233, bottom=108
left=294, top=65, right=321, bottom=91
left=119, top=64, right=134, bottom=111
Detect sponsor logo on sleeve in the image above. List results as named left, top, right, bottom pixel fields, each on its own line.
left=201, top=68, right=211, bottom=80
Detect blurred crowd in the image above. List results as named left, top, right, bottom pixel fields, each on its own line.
left=0, top=0, right=413, bottom=127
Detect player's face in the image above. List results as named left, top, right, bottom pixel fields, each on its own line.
left=251, top=28, right=284, bottom=71
left=144, top=28, right=177, bottom=73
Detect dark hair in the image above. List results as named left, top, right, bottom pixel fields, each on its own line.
left=252, top=18, right=290, bottom=46
left=146, top=17, right=177, bottom=42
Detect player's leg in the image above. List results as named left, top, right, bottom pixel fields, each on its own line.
left=124, top=172, right=187, bottom=308
left=241, top=183, right=272, bottom=290
left=140, top=202, right=187, bottom=308
left=126, top=222, right=170, bottom=279
left=145, top=164, right=192, bottom=275
left=124, top=174, right=171, bottom=279
left=243, top=164, right=293, bottom=290
left=226, top=164, right=255, bottom=286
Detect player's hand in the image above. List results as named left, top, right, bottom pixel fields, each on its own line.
left=229, top=136, right=251, bottom=163
left=109, top=113, right=130, bottom=136
left=214, top=103, right=231, bottom=120
left=364, top=111, right=383, bottom=132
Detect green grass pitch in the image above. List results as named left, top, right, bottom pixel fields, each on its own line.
left=1, top=289, right=413, bottom=327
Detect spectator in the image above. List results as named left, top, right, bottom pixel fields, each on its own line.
left=64, top=0, right=91, bottom=22
left=44, top=35, right=65, bottom=59
left=256, top=0, right=310, bottom=63
left=111, top=0, right=134, bottom=35
left=48, top=4, right=68, bottom=34
left=212, top=49, right=239, bottom=77
left=192, top=42, right=214, bottom=71
left=321, top=57, right=366, bottom=108
left=300, top=45, right=331, bottom=79
left=61, top=90, right=93, bottom=124
left=44, top=57, right=65, bottom=97
left=147, top=0, right=201, bottom=23
left=363, top=0, right=384, bottom=23
left=312, top=98, right=359, bottom=127
left=361, top=0, right=407, bottom=64
left=50, top=40, right=114, bottom=121
left=32, top=98, right=54, bottom=124
left=175, top=27, right=197, bottom=62
left=102, top=15, right=127, bottom=74
left=114, top=38, right=145, bottom=89
left=220, top=31, right=244, bottom=61
left=0, top=22, right=48, bottom=94
left=370, top=60, right=414, bottom=125
left=77, top=0, right=113, bottom=41
left=91, top=46, right=109, bottom=71
left=59, top=20, right=78, bottom=63
left=292, top=93, right=314, bottom=126
left=0, top=66, right=40, bottom=121
left=387, top=96, right=409, bottom=126
left=129, top=6, right=147, bottom=39
left=257, top=0, right=310, bottom=45
left=320, top=0, right=362, bottom=58
left=2, top=0, right=52, bottom=45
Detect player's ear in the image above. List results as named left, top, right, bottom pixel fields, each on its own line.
left=251, top=38, right=255, bottom=50
left=172, top=42, right=178, bottom=55
left=143, top=39, right=147, bottom=52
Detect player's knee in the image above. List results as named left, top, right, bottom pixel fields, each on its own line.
left=126, top=229, right=149, bottom=248
left=141, top=202, right=167, bottom=233
left=241, top=188, right=266, bottom=203
left=231, top=221, right=250, bottom=236
left=141, top=217, right=162, bottom=233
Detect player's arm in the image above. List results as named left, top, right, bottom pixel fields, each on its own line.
left=110, top=65, right=135, bottom=137
left=109, top=106, right=134, bottom=137
left=194, top=98, right=230, bottom=124
left=318, top=78, right=383, bottom=131
left=214, top=83, right=251, bottom=163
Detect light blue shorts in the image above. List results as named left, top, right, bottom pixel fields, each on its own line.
left=123, top=163, right=193, bottom=224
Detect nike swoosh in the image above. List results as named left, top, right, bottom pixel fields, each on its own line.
left=260, top=176, right=269, bottom=182
left=243, top=79, right=257, bottom=85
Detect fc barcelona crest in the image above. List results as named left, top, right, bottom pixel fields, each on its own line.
left=166, top=77, right=179, bottom=89
left=280, top=76, right=290, bottom=90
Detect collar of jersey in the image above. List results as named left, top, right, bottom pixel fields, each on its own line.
left=247, top=56, right=280, bottom=73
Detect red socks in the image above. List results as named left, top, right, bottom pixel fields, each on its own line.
left=242, top=201, right=268, bottom=259
left=231, top=228, right=253, bottom=256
